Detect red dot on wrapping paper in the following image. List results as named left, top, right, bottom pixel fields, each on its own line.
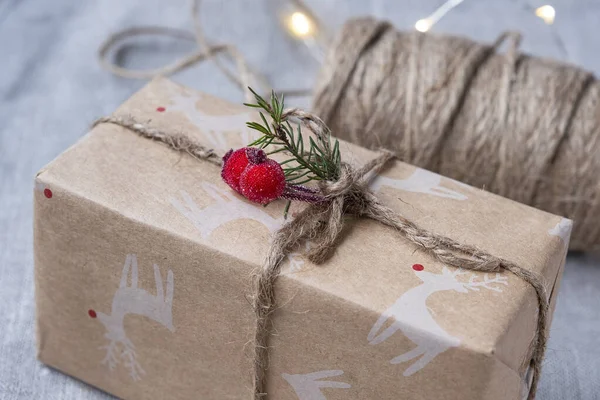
left=43, top=188, right=52, bottom=199
left=156, top=107, right=166, bottom=112
left=412, top=264, right=424, bottom=271
left=88, top=309, right=97, bottom=318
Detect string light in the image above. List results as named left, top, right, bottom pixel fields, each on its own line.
left=414, top=0, right=465, bottom=32
left=535, top=5, right=556, bottom=24
left=415, top=19, right=433, bottom=33
left=279, top=0, right=559, bottom=64
left=289, top=11, right=313, bottom=37
left=415, top=1, right=557, bottom=32
left=275, top=0, right=328, bottom=62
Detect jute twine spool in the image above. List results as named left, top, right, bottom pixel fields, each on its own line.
left=313, top=17, right=600, bottom=252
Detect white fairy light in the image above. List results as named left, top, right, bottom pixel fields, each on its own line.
left=535, top=5, right=556, bottom=24
left=415, top=19, right=432, bottom=32
left=275, top=0, right=328, bottom=63
left=289, top=11, right=312, bottom=37
left=414, top=0, right=465, bottom=32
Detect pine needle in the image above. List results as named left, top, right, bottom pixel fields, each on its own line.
left=244, top=87, right=341, bottom=184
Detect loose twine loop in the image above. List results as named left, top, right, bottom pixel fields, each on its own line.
left=314, top=17, right=600, bottom=252
left=98, top=0, right=309, bottom=103
left=93, top=112, right=548, bottom=400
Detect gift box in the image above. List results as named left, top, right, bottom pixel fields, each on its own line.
left=34, top=77, right=570, bottom=400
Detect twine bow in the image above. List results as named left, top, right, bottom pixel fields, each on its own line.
left=95, top=112, right=548, bottom=400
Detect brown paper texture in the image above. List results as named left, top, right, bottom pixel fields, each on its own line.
left=34, top=77, right=570, bottom=400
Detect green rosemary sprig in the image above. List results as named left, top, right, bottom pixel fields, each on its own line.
left=244, top=88, right=341, bottom=185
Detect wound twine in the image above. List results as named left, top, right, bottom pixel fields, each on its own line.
left=313, top=17, right=600, bottom=252
left=94, top=114, right=548, bottom=400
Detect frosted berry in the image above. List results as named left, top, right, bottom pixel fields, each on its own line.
left=221, top=148, right=250, bottom=193
left=240, top=159, right=286, bottom=204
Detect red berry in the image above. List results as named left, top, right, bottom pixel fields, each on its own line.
left=221, top=147, right=286, bottom=204
left=221, top=148, right=250, bottom=193
left=240, top=159, right=286, bottom=204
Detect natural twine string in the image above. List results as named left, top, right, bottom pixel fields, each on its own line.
left=313, top=17, right=600, bottom=252
left=93, top=113, right=548, bottom=400
left=98, top=0, right=310, bottom=103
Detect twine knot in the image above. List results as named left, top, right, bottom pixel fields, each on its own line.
left=320, top=163, right=362, bottom=198
left=304, top=153, right=395, bottom=263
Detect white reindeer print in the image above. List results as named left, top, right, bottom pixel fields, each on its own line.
left=92, top=254, right=174, bottom=381
left=167, top=87, right=259, bottom=151
left=370, top=168, right=469, bottom=200
left=287, top=242, right=314, bottom=273
left=287, top=253, right=304, bottom=273
left=170, top=182, right=284, bottom=238
left=548, top=218, right=572, bottom=244
left=282, top=370, right=351, bottom=400
left=368, top=264, right=507, bottom=376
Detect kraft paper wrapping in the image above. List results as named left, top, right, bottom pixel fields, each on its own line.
left=34, top=77, right=570, bottom=400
